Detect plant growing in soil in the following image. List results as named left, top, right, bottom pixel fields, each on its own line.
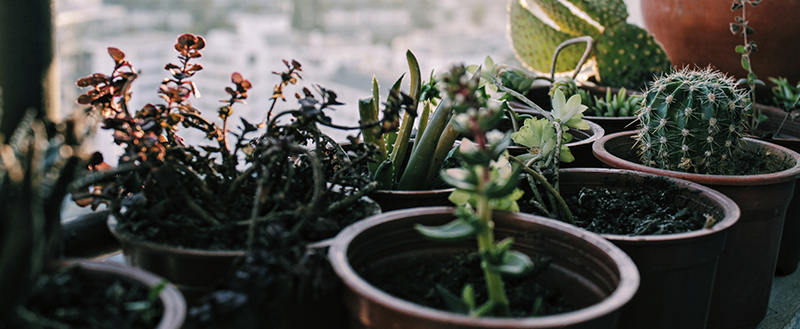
left=71, top=34, right=390, bottom=250
left=414, top=64, right=531, bottom=317
left=472, top=56, right=588, bottom=224
left=70, top=33, right=402, bottom=328
left=633, top=67, right=748, bottom=175
left=358, top=51, right=456, bottom=191
left=587, top=87, right=642, bottom=118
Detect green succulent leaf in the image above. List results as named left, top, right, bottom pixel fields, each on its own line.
left=435, top=284, right=470, bottom=314
left=440, top=168, right=477, bottom=191
left=484, top=250, right=534, bottom=276
left=415, top=218, right=477, bottom=241
left=551, top=90, right=589, bottom=129
left=462, top=284, right=476, bottom=311
left=735, top=45, right=746, bottom=54
left=483, top=162, right=523, bottom=199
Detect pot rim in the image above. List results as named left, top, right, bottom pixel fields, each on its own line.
left=107, top=215, right=247, bottom=257
left=329, top=206, right=639, bottom=328
left=592, top=130, right=800, bottom=186
left=58, top=259, right=186, bottom=329
left=559, top=168, right=740, bottom=243
left=370, top=187, right=455, bottom=196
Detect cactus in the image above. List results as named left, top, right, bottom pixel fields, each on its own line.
left=508, top=0, right=671, bottom=90
left=634, top=67, right=748, bottom=175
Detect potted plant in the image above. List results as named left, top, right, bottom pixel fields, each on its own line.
left=356, top=51, right=459, bottom=211
left=8, top=260, right=186, bottom=329
left=490, top=60, right=741, bottom=328
left=592, top=67, right=800, bottom=329
left=328, top=64, right=640, bottom=328
left=0, top=106, right=185, bottom=327
left=71, top=34, right=384, bottom=305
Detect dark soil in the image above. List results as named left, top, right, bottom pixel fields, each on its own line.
left=730, top=146, right=794, bottom=175
left=521, top=176, right=713, bottom=235
left=360, top=252, right=573, bottom=317
left=2, top=266, right=163, bottom=329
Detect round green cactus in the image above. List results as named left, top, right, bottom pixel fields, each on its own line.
left=634, top=67, right=748, bottom=175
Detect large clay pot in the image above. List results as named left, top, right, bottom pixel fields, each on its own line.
left=593, top=131, right=800, bottom=329
left=329, top=207, right=640, bottom=329
left=750, top=104, right=800, bottom=275
left=641, top=0, right=800, bottom=92
left=555, top=168, right=740, bottom=329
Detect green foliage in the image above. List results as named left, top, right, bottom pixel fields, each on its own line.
left=358, top=51, right=457, bottom=191
left=634, top=67, right=747, bottom=175
left=769, top=77, right=800, bottom=112
left=587, top=87, right=642, bottom=117
left=508, top=0, right=671, bottom=89
left=731, top=0, right=766, bottom=130
left=414, top=65, right=532, bottom=318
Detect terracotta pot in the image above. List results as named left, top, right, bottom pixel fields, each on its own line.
left=593, top=131, right=800, bottom=329
left=329, top=207, right=640, bottom=329
left=107, top=215, right=246, bottom=301
left=59, top=260, right=186, bottom=329
left=555, top=168, right=740, bottom=329
left=751, top=104, right=800, bottom=275
left=641, top=0, right=800, bottom=92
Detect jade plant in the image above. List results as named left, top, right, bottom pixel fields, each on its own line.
left=414, top=65, right=530, bottom=317
left=508, top=0, right=671, bottom=89
left=359, top=51, right=458, bottom=191
left=633, top=67, right=748, bottom=175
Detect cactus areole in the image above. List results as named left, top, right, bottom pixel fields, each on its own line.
left=634, top=68, right=748, bottom=175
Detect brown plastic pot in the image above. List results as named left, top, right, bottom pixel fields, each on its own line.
left=593, top=131, right=800, bottom=329
left=329, top=207, right=639, bottom=329
left=641, top=0, right=800, bottom=93
left=107, top=215, right=246, bottom=301
left=750, top=104, right=800, bottom=276
left=555, top=168, right=740, bottom=329
left=58, top=260, right=186, bottom=329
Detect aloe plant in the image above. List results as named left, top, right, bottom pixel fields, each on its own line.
left=359, top=51, right=459, bottom=191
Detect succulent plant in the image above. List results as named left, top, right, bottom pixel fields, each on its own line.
left=634, top=67, right=748, bottom=175
left=589, top=87, right=642, bottom=117
left=508, top=0, right=671, bottom=90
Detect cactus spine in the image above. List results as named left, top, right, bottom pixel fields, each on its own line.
left=634, top=67, right=748, bottom=175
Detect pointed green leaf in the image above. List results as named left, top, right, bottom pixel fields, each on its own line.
left=735, top=45, right=746, bottom=54
left=462, top=284, right=476, bottom=311
left=730, top=23, right=741, bottom=35
left=741, top=56, right=750, bottom=71
left=435, top=284, right=469, bottom=314
left=415, top=218, right=476, bottom=241
left=484, top=163, right=524, bottom=199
